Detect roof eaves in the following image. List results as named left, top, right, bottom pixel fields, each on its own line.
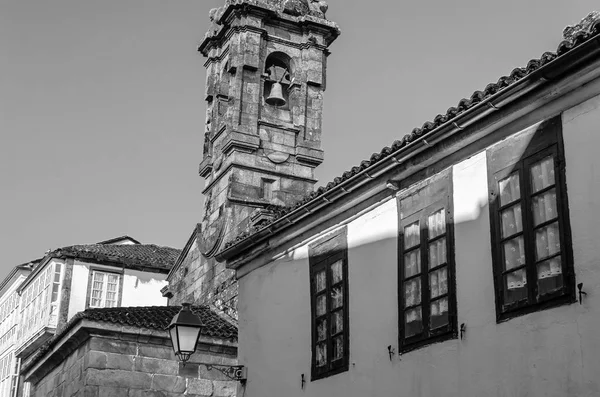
left=218, top=21, right=600, bottom=264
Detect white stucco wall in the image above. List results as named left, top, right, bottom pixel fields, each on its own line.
left=67, top=261, right=168, bottom=320
left=121, top=269, right=168, bottom=307
left=238, top=97, right=600, bottom=397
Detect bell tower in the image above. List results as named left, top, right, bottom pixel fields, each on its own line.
left=197, top=0, right=340, bottom=257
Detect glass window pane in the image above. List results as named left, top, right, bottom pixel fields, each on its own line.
left=314, top=271, right=326, bottom=293
left=404, top=222, right=420, bottom=249
left=532, top=188, right=558, bottom=226
left=404, top=278, right=421, bottom=307
left=504, top=269, right=528, bottom=305
left=530, top=156, right=555, bottom=193
left=499, top=173, right=521, bottom=205
left=535, top=222, right=561, bottom=261
left=316, top=294, right=326, bottom=316
left=537, top=256, right=564, bottom=296
left=428, top=209, right=446, bottom=239
left=316, top=343, right=327, bottom=367
left=430, top=267, right=448, bottom=299
left=331, top=310, right=343, bottom=335
left=331, top=285, right=343, bottom=309
left=330, top=260, right=343, bottom=284
left=332, top=336, right=344, bottom=361
left=405, top=306, right=422, bottom=337
left=317, top=318, right=327, bottom=342
left=500, top=204, right=523, bottom=238
left=404, top=250, right=421, bottom=278
left=428, top=237, right=446, bottom=269
left=94, top=272, right=104, bottom=282
left=502, top=236, right=525, bottom=271
left=430, top=297, right=449, bottom=329
left=108, top=274, right=119, bottom=283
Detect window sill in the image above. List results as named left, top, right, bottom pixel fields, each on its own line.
left=311, top=364, right=349, bottom=382
left=497, top=292, right=576, bottom=323
left=400, top=331, right=457, bottom=354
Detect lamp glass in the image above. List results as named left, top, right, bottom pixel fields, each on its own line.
left=169, top=327, right=180, bottom=354
left=177, top=325, right=201, bottom=353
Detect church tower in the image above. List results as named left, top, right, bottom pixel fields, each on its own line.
left=197, top=0, right=340, bottom=257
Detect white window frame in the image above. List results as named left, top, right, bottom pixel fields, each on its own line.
left=89, top=270, right=121, bottom=308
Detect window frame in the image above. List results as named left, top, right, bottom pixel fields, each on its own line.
left=487, top=117, right=575, bottom=322
left=308, top=227, right=349, bottom=381
left=85, top=269, right=124, bottom=309
left=397, top=172, right=457, bottom=352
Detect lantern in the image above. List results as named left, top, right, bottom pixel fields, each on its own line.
left=168, top=303, right=205, bottom=363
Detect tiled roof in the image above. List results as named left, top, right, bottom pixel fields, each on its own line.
left=53, top=244, right=181, bottom=272
left=75, top=305, right=238, bottom=339
left=223, top=15, right=600, bottom=251
left=25, top=305, right=237, bottom=374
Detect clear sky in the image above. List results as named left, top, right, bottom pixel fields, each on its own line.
left=0, top=0, right=597, bottom=280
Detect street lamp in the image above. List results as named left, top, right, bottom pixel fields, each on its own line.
left=168, top=303, right=205, bottom=363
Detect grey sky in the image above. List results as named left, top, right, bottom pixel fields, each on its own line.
left=0, top=0, right=596, bottom=279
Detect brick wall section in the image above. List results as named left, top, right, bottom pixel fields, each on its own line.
left=168, top=239, right=238, bottom=322
left=30, top=332, right=238, bottom=397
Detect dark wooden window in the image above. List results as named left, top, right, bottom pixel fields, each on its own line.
left=487, top=116, right=575, bottom=322
left=309, top=227, right=349, bottom=380
left=398, top=170, right=457, bottom=352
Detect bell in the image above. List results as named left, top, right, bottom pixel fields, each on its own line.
left=266, top=82, right=286, bottom=107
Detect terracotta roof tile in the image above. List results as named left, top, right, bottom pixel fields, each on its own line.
left=223, top=16, right=600, bottom=251
left=53, top=244, right=181, bottom=272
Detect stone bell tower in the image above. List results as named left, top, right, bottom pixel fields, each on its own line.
left=197, top=0, right=340, bottom=257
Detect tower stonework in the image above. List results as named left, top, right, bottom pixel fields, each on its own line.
left=166, top=0, right=339, bottom=318
left=198, top=0, right=340, bottom=256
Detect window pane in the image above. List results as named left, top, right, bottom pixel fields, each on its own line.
left=404, top=222, right=420, bottom=249
left=404, top=278, right=421, bottom=307
left=535, top=222, right=561, bottom=260
left=530, top=156, right=555, bottom=193
left=330, top=285, right=343, bottom=310
left=108, top=274, right=119, bottom=283
left=404, top=250, right=421, bottom=278
left=532, top=188, right=558, bottom=226
left=332, top=336, right=344, bottom=361
left=330, top=260, right=343, bottom=284
left=430, top=267, right=448, bottom=299
left=499, top=173, right=520, bottom=205
left=314, top=271, right=326, bottom=293
left=504, top=269, right=528, bottom=305
left=331, top=310, right=343, bottom=335
left=428, top=209, right=446, bottom=239
left=316, top=294, right=326, bottom=316
left=430, top=297, right=449, bottom=329
left=537, top=257, right=563, bottom=296
left=94, top=273, right=104, bottom=282
left=500, top=204, right=523, bottom=238
left=405, top=306, right=422, bottom=337
left=107, top=283, right=117, bottom=292
left=316, top=343, right=327, bottom=367
left=428, top=237, right=446, bottom=269
left=317, top=318, right=327, bottom=342
left=502, top=236, right=525, bottom=271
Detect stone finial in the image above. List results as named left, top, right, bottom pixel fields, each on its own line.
left=563, top=11, right=600, bottom=41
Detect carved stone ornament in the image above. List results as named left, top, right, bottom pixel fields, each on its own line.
left=199, top=215, right=225, bottom=258
left=265, top=151, right=290, bottom=164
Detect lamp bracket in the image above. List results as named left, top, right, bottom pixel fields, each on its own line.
left=206, top=364, right=247, bottom=381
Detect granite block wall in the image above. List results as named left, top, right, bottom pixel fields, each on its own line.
left=30, top=333, right=238, bottom=397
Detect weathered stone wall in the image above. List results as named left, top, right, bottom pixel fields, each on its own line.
left=30, top=332, right=238, bottom=397
left=168, top=237, right=238, bottom=322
